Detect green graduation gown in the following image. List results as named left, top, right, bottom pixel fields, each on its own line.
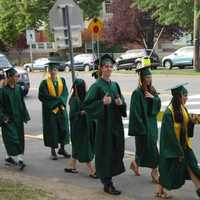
left=128, top=87, right=161, bottom=168
left=0, top=84, right=30, bottom=156
left=38, top=77, right=69, bottom=148
left=159, top=107, right=200, bottom=190
left=69, top=96, right=94, bottom=162
left=84, top=78, right=127, bottom=178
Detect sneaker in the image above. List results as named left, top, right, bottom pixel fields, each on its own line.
left=196, top=188, right=200, bottom=197
left=18, top=160, right=26, bottom=170
left=58, top=149, right=71, bottom=158
left=5, top=157, right=17, bottom=166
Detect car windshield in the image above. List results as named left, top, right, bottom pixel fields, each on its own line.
left=0, top=55, right=13, bottom=68
left=122, top=49, right=146, bottom=57
left=74, top=54, right=94, bottom=62
left=34, top=58, right=49, bottom=64
left=175, top=46, right=194, bottom=54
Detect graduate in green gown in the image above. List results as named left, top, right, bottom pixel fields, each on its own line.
left=84, top=54, right=127, bottom=195
left=64, top=78, right=96, bottom=178
left=128, top=66, right=161, bottom=182
left=38, top=63, right=70, bottom=160
left=0, top=68, right=30, bottom=170
left=156, top=84, right=200, bottom=199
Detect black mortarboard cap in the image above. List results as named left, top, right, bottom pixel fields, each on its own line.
left=94, top=54, right=115, bottom=68
left=48, top=62, right=58, bottom=70
left=167, top=83, right=188, bottom=96
left=4, top=67, right=17, bottom=77
left=135, top=65, right=152, bottom=76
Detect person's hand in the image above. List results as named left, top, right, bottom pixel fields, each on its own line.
left=191, top=114, right=200, bottom=124
left=145, top=91, right=154, bottom=98
left=3, top=117, right=9, bottom=124
left=115, top=97, right=122, bottom=106
left=103, top=94, right=112, bottom=105
left=80, top=110, right=86, bottom=115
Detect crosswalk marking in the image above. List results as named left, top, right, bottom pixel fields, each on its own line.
left=0, top=94, right=200, bottom=140
left=123, top=94, right=200, bottom=139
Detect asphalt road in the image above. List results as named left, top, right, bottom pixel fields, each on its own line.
left=1, top=71, right=200, bottom=200
left=24, top=71, right=200, bottom=157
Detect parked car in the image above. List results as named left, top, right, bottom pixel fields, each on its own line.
left=23, top=58, right=66, bottom=72
left=65, top=54, right=96, bottom=72
left=162, top=46, right=193, bottom=69
left=0, top=53, right=13, bottom=69
left=0, top=53, right=30, bottom=96
left=115, top=49, right=160, bottom=70
left=16, top=67, right=30, bottom=96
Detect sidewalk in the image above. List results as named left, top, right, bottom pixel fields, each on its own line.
left=0, top=137, right=198, bottom=200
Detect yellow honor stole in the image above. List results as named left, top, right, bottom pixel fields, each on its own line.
left=169, top=104, right=192, bottom=148
left=47, top=76, right=64, bottom=114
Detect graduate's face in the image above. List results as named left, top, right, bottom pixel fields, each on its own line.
left=49, top=68, right=57, bottom=79
left=7, top=73, right=19, bottom=85
left=101, top=64, right=112, bottom=78
left=143, top=75, right=152, bottom=86
left=181, top=94, right=188, bottom=105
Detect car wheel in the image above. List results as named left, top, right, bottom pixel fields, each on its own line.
left=136, top=62, right=142, bottom=69
left=164, top=60, right=173, bottom=69
left=84, top=65, right=90, bottom=72
left=65, top=66, right=70, bottom=72
left=113, top=64, right=117, bottom=71
left=151, top=66, right=157, bottom=70
left=26, top=66, right=31, bottom=72
left=179, top=66, right=184, bottom=69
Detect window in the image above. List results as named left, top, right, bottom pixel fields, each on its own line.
left=46, top=43, right=53, bottom=49
left=38, top=43, right=45, bottom=49
left=105, top=0, right=112, bottom=14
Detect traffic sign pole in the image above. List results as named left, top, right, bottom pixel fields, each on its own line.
left=29, top=34, right=33, bottom=69
left=62, top=5, right=75, bottom=83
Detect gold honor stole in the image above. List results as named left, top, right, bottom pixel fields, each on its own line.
left=169, top=104, right=192, bottom=149
left=47, top=76, right=64, bottom=114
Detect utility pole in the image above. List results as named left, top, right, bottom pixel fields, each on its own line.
left=194, top=0, right=200, bottom=71
left=61, top=5, right=75, bottom=82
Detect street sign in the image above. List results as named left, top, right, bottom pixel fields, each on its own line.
left=26, top=29, right=36, bottom=44
left=49, top=0, right=84, bottom=31
left=49, top=0, right=84, bottom=48
left=88, top=17, right=104, bottom=38
left=53, top=26, right=82, bottom=49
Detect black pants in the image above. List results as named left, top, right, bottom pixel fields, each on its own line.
left=100, top=177, right=112, bottom=187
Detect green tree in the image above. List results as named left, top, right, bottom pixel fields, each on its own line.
left=74, top=0, right=104, bottom=19
left=134, top=0, right=193, bottom=31
left=0, top=0, right=56, bottom=47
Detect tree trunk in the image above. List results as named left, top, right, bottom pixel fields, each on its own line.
left=193, top=0, right=200, bottom=71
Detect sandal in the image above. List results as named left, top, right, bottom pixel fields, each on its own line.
left=130, top=161, right=140, bottom=176
left=154, top=192, right=172, bottom=199
left=64, top=168, right=79, bottom=173
left=155, top=192, right=162, bottom=198
left=151, top=170, right=159, bottom=184
left=160, top=192, right=172, bottom=199
left=89, top=173, right=98, bottom=179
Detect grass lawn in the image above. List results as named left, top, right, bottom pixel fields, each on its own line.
left=112, top=68, right=200, bottom=76
left=0, top=179, right=55, bottom=200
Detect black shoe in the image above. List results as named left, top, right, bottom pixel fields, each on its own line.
left=104, top=185, right=121, bottom=195
left=58, top=149, right=71, bottom=158
left=5, top=157, right=17, bottom=166
left=18, top=161, right=26, bottom=171
left=196, top=188, right=200, bottom=197
left=51, top=148, right=58, bottom=160
left=50, top=154, right=58, bottom=160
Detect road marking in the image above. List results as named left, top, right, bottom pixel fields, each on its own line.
left=123, top=94, right=200, bottom=139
